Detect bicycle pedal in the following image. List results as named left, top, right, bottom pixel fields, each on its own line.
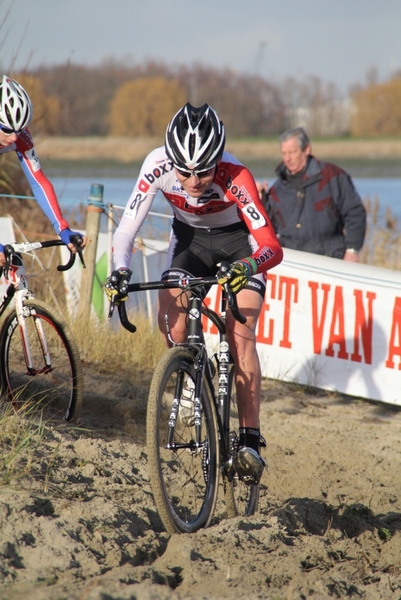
left=241, top=473, right=258, bottom=486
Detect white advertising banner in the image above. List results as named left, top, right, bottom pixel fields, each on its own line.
left=61, top=234, right=169, bottom=324
left=203, top=249, right=401, bottom=406
left=60, top=229, right=400, bottom=407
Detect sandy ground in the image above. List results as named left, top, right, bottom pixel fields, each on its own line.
left=0, top=365, right=400, bottom=600
left=1, top=135, right=400, bottom=598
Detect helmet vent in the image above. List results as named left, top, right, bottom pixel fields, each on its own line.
left=165, top=103, right=226, bottom=171
left=189, top=133, right=196, bottom=159
left=0, top=75, right=33, bottom=131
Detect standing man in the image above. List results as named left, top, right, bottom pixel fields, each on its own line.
left=257, top=127, right=366, bottom=261
left=105, top=103, right=283, bottom=484
left=0, top=75, right=86, bottom=265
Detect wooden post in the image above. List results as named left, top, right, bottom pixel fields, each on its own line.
left=78, top=183, right=105, bottom=320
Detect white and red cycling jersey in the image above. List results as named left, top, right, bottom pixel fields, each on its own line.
left=113, top=146, right=283, bottom=273
left=0, top=129, right=69, bottom=234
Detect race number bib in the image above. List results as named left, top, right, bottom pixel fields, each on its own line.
left=242, top=202, right=266, bottom=230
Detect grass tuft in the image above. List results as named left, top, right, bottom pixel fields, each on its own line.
left=0, top=398, right=48, bottom=487
left=361, top=196, right=401, bottom=270
left=70, top=308, right=166, bottom=385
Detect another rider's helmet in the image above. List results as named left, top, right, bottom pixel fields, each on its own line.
left=165, top=103, right=226, bottom=173
left=0, top=75, right=33, bottom=133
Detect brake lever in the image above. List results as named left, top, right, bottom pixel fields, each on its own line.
left=69, top=234, right=86, bottom=268
left=3, top=244, right=14, bottom=280
left=108, top=296, right=116, bottom=318
left=216, top=261, right=247, bottom=324
left=224, top=283, right=247, bottom=324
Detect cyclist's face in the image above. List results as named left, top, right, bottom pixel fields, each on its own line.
left=280, top=137, right=310, bottom=174
left=0, top=129, right=19, bottom=146
left=175, top=166, right=216, bottom=197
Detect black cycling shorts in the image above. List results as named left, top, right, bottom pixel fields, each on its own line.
left=162, top=219, right=266, bottom=298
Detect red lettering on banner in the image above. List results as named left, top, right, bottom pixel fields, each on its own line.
left=256, top=273, right=276, bottom=344
left=309, top=281, right=331, bottom=354
left=278, top=277, right=298, bottom=348
left=385, top=296, right=401, bottom=370
left=351, top=290, right=375, bottom=364
left=325, top=286, right=348, bottom=359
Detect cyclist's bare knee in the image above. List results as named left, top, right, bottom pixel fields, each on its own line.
left=158, top=290, right=189, bottom=345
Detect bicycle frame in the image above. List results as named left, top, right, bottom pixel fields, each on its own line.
left=0, top=254, right=48, bottom=374
left=111, top=273, right=241, bottom=473
left=0, top=240, right=81, bottom=376
left=111, top=269, right=263, bottom=531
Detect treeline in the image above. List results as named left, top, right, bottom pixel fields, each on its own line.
left=5, top=61, right=401, bottom=138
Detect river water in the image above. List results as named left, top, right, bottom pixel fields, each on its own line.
left=53, top=176, right=401, bottom=234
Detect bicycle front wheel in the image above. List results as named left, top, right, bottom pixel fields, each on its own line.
left=0, top=299, right=83, bottom=423
left=147, top=347, right=219, bottom=534
left=223, top=365, right=260, bottom=518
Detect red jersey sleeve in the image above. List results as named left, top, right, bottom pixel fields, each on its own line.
left=217, top=161, right=283, bottom=273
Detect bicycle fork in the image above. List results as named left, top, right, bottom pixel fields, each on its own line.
left=166, top=353, right=207, bottom=450
left=216, top=332, right=238, bottom=480
left=166, top=293, right=209, bottom=450
left=9, top=259, right=53, bottom=376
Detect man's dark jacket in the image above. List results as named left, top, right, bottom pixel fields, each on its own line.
left=266, top=156, right=366, bottom=258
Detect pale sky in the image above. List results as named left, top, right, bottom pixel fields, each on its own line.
left=2, top=0, right=400, bottom=95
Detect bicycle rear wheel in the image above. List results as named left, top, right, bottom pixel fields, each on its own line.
left=223, top=365, right=260, bottom=518
left=0, top=299, right=83, bottom=423
left=147, top=346, right=219, bottom=534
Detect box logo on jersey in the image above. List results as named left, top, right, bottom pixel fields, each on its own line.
left=256, top=246, right=275, bottom=267
left=139, top=160, right=174, bottom=192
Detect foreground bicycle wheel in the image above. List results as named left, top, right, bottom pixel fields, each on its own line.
left=0, top=300, right=83, bottom=423
left=223, top=365, right=260, bottom=518
left=147, top=347, right=219, bottom=534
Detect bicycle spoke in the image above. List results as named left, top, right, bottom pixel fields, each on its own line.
left=223, top=365, right=260, bottom=517
left=147, top=347, right=219, bottom=534
left=0, top=301, right=82, bottom=423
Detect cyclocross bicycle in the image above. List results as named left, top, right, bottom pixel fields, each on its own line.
left=109, top=262, right=264, bottom=534
left=0, top=238, right=84, bottom=423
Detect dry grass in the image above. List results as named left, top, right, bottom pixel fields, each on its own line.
left=70, top=309, right=166, bottom=384
left=34, top=136, right=401, bottom=163
left=0, top=400, right=48, bottom=487
left=361, top=196, right=401, bottom=270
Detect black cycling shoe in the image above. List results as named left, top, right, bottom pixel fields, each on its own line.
left=233, top=447, right=266, bottom=485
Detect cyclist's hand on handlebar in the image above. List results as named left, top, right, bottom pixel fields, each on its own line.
left=217, top=258, right=257, bottom=294
left=59, top=229, right=88, bottom=252
left=60, top=229, right=87, bottom=267
left=104, top=269, right=132, bottom=304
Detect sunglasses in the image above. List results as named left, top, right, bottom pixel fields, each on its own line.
left=176, top=166, right=215, bottom=179
left=0, top=125, right=19, bottom=136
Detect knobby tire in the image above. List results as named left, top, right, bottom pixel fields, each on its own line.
left=223, top=364, right=259, bottom=518
left=0, top=299, right=83, bottom=423
left=146, top=347, right=219, bottom=534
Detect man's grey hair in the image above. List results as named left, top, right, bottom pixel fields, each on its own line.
left=279, top=127, right=310, bottom=151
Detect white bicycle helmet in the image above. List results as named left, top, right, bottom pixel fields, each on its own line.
left=165, top=103, right=225, bottom=172
left=0, top=75, right=33, bottom=132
